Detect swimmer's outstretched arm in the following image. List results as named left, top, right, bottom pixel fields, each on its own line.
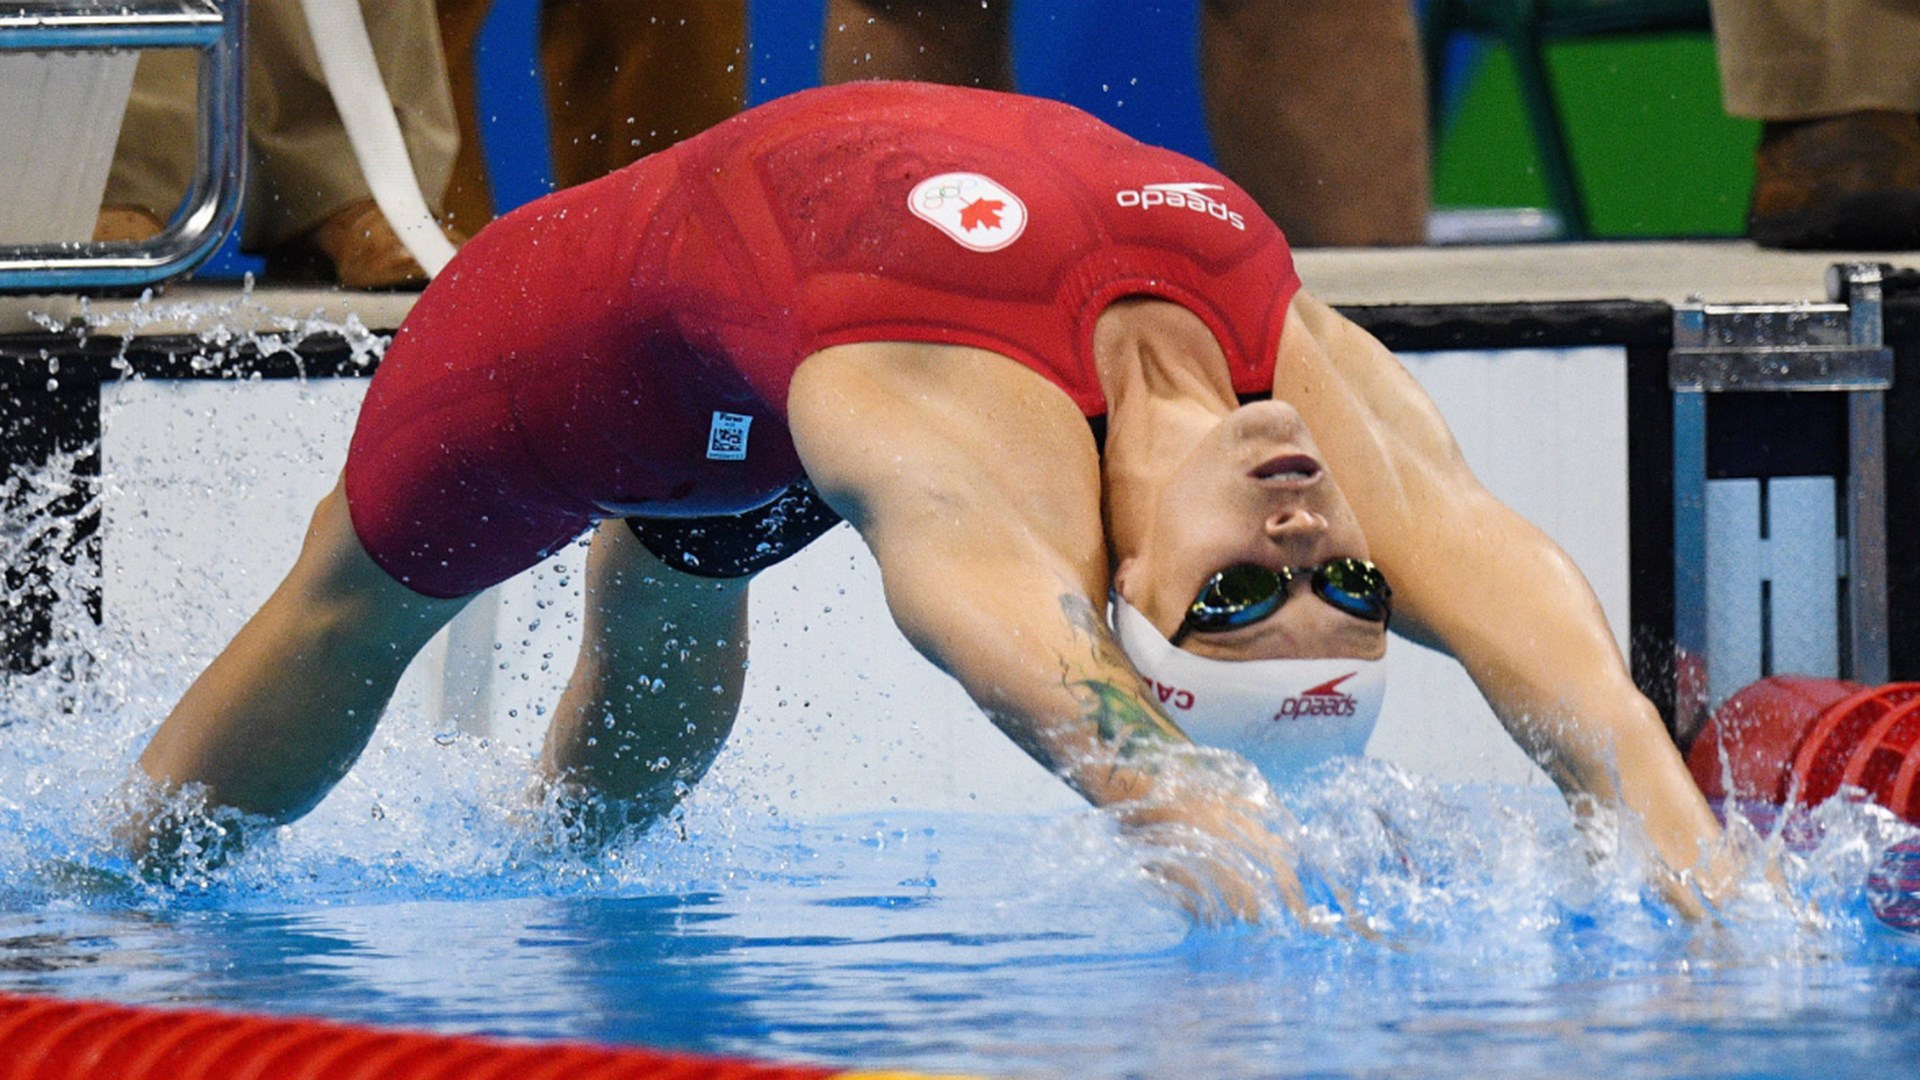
left=123, top=479, right=470, bottom=868
left=538, top=519, right=749, bottom=838
left=1395, top=485, right=1735, bottom=913
left=1284, top=296, right=1733, bottom=914
left=789, top=343, right=1314, bottom=925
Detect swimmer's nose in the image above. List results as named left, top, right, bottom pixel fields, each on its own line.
left=1263, top=506, right=1327, bottom=547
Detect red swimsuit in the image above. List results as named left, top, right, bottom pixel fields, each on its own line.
left=344, top=81, right=1301, bottom=597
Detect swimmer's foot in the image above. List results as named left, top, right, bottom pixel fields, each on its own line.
left=1747, top=110, right=1920, bottom=251
left=265, top=198, right=463, bottom=290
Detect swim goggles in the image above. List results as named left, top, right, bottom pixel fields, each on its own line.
left=1169, top=557, right=1392, bottom=645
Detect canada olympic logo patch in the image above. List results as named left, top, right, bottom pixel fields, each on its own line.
left=908, top=172, right=1028, bottom=252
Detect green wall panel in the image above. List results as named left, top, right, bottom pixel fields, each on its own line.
left=1434, top=34, right=1760, bottom=238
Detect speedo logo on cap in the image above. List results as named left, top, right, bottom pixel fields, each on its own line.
left=1274, top=674, right=1360, bottom=720
left=909, top=172, right=1028, bottom=252
left=1146, top=673, right=1361, bottom=720
left=1114, top=181, right=1247, bottom=231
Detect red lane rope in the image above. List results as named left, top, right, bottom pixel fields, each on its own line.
left=0, top=993, right=843, bottom=1080
left=1688, top=675, right=1920, bottom=823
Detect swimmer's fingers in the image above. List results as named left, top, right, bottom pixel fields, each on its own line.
left=1137, top=845, right=1309, bottom=928
left=1138, top=853, right=1237, bottom=927
left=1651, top=830, right=1808, bottom=924
left=1127, top=817, right=1314, bottom=928
left=109, top=776, right=257, bottom=884
left=1324, top=880, right=1385, bottom=943
left=1763, top=847, right=1820, bottom=926
left=1740, top=843, right=1820, bottom=930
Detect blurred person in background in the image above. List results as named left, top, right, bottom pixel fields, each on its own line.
left=434, top=0, right=747, bottom=235
left=821, top=0, right=1430, bottom=247
left=94, top=0, right=462, bottom=289
left=1708, top=0, right=1920, bottom=250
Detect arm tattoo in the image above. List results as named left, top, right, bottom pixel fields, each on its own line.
left=1058, top=593, right=1131, bottom=670
left=1071, top=675, right=1183, bottom=758
left=1057, top=593, right=1185, bottom=759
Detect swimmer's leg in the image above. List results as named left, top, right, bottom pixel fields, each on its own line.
left=539, top=519, right=749, bottom=838
left=126, top=478, right=470, bottom=864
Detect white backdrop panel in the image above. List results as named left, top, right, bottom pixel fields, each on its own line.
left=99, top=344, right=1628, bottom=814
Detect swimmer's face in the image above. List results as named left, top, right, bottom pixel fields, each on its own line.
left=1115, top=399, right=1388, bottom=662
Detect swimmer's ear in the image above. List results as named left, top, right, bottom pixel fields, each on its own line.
left=1111, top=556, right=1140, bottom=604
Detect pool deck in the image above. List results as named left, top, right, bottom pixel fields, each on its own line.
left=1, top=240, right=1900, bottom=338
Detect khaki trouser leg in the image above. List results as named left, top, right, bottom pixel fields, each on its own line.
left=102, top=48, right=198, bottom=217
left=106, top=0, right=459, bottom=249
left=245, top=0, right=458, bottom=249
left=1710, top=0, right=1920, bottom=119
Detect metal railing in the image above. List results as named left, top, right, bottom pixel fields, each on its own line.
left=0, top=1, right=244, bottom=293
left=1670, top=262, right=1896, bottom=732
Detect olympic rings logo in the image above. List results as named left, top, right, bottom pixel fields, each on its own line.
left=907, top=172, right=1028, bottom=252
left=916, top=176, right=987, bottom=211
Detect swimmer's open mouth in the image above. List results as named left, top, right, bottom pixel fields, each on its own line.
left=1251, top=453, right=1321, bottom=485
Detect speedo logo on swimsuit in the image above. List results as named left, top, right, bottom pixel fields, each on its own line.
left=908, top=172, right=1028, bottom=252
left=1273, top=675, right=1360, bottom=721
left=1115, top=182, right=1247, bottom=231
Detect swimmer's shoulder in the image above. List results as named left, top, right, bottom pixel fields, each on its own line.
left=1277, top=291, right=1479, bottom=494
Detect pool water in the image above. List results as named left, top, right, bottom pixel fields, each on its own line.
left=3, top=310, right=1919, bottom=1079
left=5, top=654, right=1920, bottom=1080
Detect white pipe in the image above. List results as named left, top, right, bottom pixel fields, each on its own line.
left=297, top=0, right=458, bottom=277
left=302, top=0, right=492, bottom=731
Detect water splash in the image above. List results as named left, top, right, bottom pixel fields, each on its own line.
left=1, top=293, right=1915, bottom=963
left=27, top=279, right=388, bottom=378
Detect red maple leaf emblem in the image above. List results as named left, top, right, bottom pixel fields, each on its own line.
left=957, top=197, right=1004, bottom=232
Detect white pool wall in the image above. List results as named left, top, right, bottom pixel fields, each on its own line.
left=99, top=344, right=1629, bottom=816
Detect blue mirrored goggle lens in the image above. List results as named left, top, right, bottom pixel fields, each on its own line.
left=1185, top=558, right=1390, bottom=633
left=1315, top=560, right=1391, bottom=623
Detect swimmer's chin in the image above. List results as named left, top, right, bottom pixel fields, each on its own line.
left=1181, top=618, right=1388, bottom=663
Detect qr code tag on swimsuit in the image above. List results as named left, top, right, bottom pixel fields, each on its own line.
left=707, top=411, right=753, bottom=460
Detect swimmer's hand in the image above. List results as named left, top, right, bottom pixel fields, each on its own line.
left=1102, top=747, right=1376, bottom=936
left=1115, top=781, right=1312, bottom=927
left=110, top=776, right=257, bottom=884
left=522, top=772, right=688, bottom=853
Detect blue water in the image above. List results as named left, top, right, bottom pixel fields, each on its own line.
left=6, top=678, right=1920, bottom=1080
left=5, top=393, right=1920, bottom=1078
left=4, top=804, right=1917, bottom=1079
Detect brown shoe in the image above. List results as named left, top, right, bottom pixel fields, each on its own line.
left=266, top=198, right=463, bottom=290
left=1748, top=110, right=1920, bottom=250
left=92, top=205, right=167, bottom=244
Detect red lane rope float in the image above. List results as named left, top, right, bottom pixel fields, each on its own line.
left=1839, top=695, right=1920, bottom=820
left=0, top=993, right=970, bottom=1080
left=1686, top=675, right=1860, bottom=802
left=1687, top=674, right=1920, bottom=821
left=1791, top=684, right=1920, bottom=807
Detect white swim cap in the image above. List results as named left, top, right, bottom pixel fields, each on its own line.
left=1110, top=595, right=1386, bottom=782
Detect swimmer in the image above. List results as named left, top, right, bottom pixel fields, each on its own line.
left=124, top=82, right=1731, bottom=922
